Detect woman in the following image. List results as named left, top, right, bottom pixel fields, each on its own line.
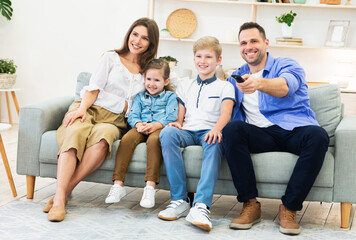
left=44, top=17, right=159, bottom=222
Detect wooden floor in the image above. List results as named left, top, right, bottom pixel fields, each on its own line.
left=1, top=124, right=356, bottom=231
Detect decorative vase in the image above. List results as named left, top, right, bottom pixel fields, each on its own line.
left=0, top=74, right=16, bottom=89
left=282, top=23, right=293, bottom=38
left=216, top=65, right=225, bottom=80
left=168, top=61, right=176, bottom=72
left=160, top=29, right=170, bottom=38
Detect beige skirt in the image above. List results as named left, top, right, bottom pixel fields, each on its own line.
left=57, top=100, right=127, bottom=161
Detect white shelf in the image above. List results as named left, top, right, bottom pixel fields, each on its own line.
left=166, top=0, right=356, bottom=9
left=341, top=89, right=356, bottom=93
left=160, top=37, right=356, bottom=50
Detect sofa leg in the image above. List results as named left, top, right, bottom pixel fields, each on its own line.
left=341, top=202, right=352, bottom=229
left=26, top=175, right=36, bottom=199
left=188, top=192, right=194, bottom=207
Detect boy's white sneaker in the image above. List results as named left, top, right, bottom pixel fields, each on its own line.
left=105, top=184, right=126, bottom=203
left=186, top=203, right=212, bottom=232
left=158, top=199, right=190, bottom=221
left=140, top=186, right=156, bottom=208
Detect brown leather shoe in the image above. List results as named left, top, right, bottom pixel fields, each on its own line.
left=279, top=204, right=301, bottom=235
left=43, top=196, right=68, bottom=213
left=48, top=205, right=67, bottom=222
left=230, top=198, right=261, bottom=230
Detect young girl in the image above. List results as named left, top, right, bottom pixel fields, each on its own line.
left=44, top=18, right=159, bottom=222
left=105, top=59, right=178, bottom=208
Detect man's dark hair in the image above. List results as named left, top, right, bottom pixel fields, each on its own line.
left=238, top=22, right=266, bottom=40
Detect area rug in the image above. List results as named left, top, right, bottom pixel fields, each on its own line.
left=0, top=201, right=355, bottom=240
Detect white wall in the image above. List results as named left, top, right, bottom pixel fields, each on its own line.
left=0, top=0, right=148, bottom=122
left=1, top=0, right=356, bottom=123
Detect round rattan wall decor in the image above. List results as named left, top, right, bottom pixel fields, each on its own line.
left=166, top=8, right=197, bottom=39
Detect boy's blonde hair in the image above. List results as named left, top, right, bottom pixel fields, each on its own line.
left=193, top=36, right=222, bottom=58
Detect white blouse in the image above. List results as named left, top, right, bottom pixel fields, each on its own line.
left=80, top=51, right=145, bottom=117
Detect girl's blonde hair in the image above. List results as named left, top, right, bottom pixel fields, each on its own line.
left=143, top=59, right=174, bottom=92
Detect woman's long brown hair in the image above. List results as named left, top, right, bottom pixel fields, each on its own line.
left=115, top=18, right=159, bottom=73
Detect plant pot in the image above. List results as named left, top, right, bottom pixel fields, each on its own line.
left=281, top=23, right=293, bottom=38
left=0, top=74, right=16, bottom=89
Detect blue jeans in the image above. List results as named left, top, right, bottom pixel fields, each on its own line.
left=159, top=126, right=223, bottom=207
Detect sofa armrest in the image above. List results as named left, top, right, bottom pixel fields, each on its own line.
left=16, top=96, right=74, bottom=176
left=333, top=115, right=356, bottom=203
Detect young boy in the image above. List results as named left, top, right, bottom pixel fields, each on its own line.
left=158, top=36, right=235, bottom=231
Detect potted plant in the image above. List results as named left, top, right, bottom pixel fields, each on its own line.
left=159, top=56, right=178, bottom=72
left=160, top=28, right=170, bottom=38
left=0, top=59, right=17, bottom=89
left=275, top=10, right=297, bottom=38
left=0, top=0, right=13, bottom=20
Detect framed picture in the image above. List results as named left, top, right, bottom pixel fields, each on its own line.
left=325, top=20, right=350, bottom=47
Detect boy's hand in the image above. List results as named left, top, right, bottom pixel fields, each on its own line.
left=204, top=127, right=222, bottom=144
left=167, top=121, right=182, bottom=130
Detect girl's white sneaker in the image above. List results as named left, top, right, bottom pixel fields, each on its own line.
left=105, top=184, right=126, bottom=203
left=140, top=186, right=156, bottom=208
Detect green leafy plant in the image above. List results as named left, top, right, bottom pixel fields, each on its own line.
left=275, top=10, right=297, bottom=27
left=0, top=59, right=17, bottom=74
left=159, top=56, right=178, bottom=63
left=0, top=0, right=13, bottom=21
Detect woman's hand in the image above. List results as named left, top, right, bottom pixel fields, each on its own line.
left=64, top=107, right=87, bottom=127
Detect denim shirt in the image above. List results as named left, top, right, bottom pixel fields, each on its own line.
left=128, top=90, right=178, bottom=128
left=226, top=53, right=319, bottom=130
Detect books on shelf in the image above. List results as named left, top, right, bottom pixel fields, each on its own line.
left=276, top=38, right=303, bottom=46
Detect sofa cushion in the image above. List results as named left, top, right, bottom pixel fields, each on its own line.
left=308, top=84, right=342, bottom=146
left=182, top=146, right=334, bottom=188
left=39, top=131, right=334, bottom=188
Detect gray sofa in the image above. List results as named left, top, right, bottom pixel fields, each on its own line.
left=17, top=73, right=356, bottom=228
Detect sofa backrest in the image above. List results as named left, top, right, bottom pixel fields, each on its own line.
left=74, top=72, right=341, bottom=146
left=75, top=72, right=91, bottom=100
left=308, top=84, right=342, bottom=146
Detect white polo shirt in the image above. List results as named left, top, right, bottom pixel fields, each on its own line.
left=177, top=75, right=235, bottom=131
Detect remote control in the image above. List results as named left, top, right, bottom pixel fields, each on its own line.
left=231, top=75, right=245, bottom=83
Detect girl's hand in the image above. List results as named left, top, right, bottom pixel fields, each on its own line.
left=167, top=121, right=182, bottom=130
left=64, top=108, right=87, bottom=127
left=141, top=122, right=163, bottom=135
left=204, top=127, right=222, bottom=144
left=136, top=123, right=146, bottom=133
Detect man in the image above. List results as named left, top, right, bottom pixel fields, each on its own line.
left=223, top=22, right=329, bottom=235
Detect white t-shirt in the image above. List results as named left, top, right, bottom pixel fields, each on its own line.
left=177, top=76, right=235, bottom=130
left=242, top=70, right=274, bottom=128
left=80, top=51, right=145, bottom=116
